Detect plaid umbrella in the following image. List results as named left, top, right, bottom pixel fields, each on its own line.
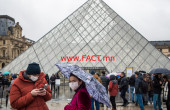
left=56, top=63, right=111, bottom=108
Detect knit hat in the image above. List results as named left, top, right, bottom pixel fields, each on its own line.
left=90, top=70, right=95, bottom=75
left=26, top=62, right=41, bottom=75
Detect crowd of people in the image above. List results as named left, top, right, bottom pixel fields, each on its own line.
left=88, top=70, right=170, bottom=110
left=0, top=63, right=170, bottom=110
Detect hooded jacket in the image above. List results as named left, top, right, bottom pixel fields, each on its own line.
left=109, top=75, right=118, bottom=96
left=93, top=74, right=102, bottom=84
left=168, top=81, right=170, bottom=101
left=135, top=74, right=143, bottom=94
left=64, top=84, right=91, bottom=110
left=10, top=71, right=52, bottom=110
left=100, top=75, right=109, bottom=91
left=153, top=75, right=162, bottom=94
left=119, top=76, right=128, bottom=91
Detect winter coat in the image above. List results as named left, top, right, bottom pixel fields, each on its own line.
left=100, top=75, right=109, bottom=91
left=93, top=74, right=102, bottom=84
left=0, top=76, right=3, bottom=86
left=163, top=82, right=169, bottom=101
left=129, top=75, right=135, bottom=87
left=168, top=81, right=170, bottom=101
left=109, top=80, right=118, bottom=96
left=64, top=84, right=91, bottom=110
left=153, top=76, right=162, bottom=94
left=119, top=76, right=128, bottom=91
left=142, top=80, right=148, bottom=94
left=10, top=71, right=52, bottom=110
left=50, top=76, right=56, bottom=84
left=148, top=79, right=153, bottom=92
left=135, top=74, right=143, bottom=94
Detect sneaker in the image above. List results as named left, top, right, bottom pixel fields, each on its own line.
left=135, top=102, right=138, bottom=106
left=124, top=102, right=129, bottom=107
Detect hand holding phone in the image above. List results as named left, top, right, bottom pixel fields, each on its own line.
left=39, top=84, right=48, bottom=91
left=38, top=84, right=48, bottom=96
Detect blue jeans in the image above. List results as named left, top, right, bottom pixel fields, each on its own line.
left=153, top=94, right=162, bottom=110
left=130, top=87, right=135, bottom=102
left=91, top=98, right=100, bottom=110
left=136, top=94, right=144, bottom=110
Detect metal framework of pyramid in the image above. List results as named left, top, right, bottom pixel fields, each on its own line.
left=1, top=0, right=170, bottom=75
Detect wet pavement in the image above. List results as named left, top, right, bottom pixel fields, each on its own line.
left=0, top=85, right=167, bottom=110
left=0, top=98, right=167, bottom=110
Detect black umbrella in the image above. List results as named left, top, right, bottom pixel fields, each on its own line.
left=149, top=68, right=170, bottom=74
left=139, top=70, right=146, bottom=74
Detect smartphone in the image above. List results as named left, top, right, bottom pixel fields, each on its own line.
left=39, top=84, right=48, bottom=91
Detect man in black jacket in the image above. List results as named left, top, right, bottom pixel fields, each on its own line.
left=119, top=72, right=129, bottom=106
left=129, top=74, right=135, bottom=103
left=135, top=71, right=144, bottom=110
left=153, top=73, right=162, bottom=110
left=50, top=74, right=56, bottom=92
left=100, top=71, right=109, bottom=92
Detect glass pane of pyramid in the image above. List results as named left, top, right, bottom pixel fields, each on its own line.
left=1, top=0, right=170, bottom=75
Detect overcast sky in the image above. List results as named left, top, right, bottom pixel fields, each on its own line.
left=0, top=0, right=170, bottom=41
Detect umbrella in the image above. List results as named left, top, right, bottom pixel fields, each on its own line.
left=56, top=63, right=111, bottom=108
left=106, top=72, right=121, bottom=78
left=106, top=72, right=117, bottom=78
left=2, top=72, right=9, bottom=75
left=139, top=71, right=146, bottom=74
left=149, top=68, right=170, bottom=74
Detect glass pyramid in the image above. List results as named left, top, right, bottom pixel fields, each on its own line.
left=1, top=0, right=170, bottom=74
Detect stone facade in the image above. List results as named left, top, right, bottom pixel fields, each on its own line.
left=150, top=41, right=170, bottom=58
left=0, top=15, right=34, bottom=69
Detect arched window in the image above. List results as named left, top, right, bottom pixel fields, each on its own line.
left=2, top=62, right=5, bottom=68
left=3, top=50, right=5, bottom=57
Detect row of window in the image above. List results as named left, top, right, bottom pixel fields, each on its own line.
left=159, top=48, right=170, bottom=53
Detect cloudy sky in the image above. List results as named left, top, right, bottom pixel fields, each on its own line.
left=0, top=0, right=170, bottom=41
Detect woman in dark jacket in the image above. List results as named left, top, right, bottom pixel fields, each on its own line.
left=167, top=79, right=170, bottom=110
left=109, top=75, right=118, bottom=110
left=153, top=74, right=162, bottom=110
left=64, top=73, right=91, bottom=110
left=147, top=74, right=153, bottom=105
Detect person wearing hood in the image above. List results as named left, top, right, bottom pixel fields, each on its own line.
left=135, top=71, right=144, bottom=110
left=109, top=75, right=118, bottom=110
left=153, top=73, right=162, bottom=110
left=64, top=73, right=91, bottom=110
left=10, top=62, right=52, bottom=110
left=90, top=70, right=101, bottom=110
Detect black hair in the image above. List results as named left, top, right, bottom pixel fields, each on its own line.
left=163, top=75, right=168, bottom=81
left=135, top=71, right=140, bottom=76
left=102, top=71, right=105, bottom=75
left=70, top=73, right=85, bottom=87
left=121, top=72, right=125, bottom=76
left=70, top=73, right=81, bottom=81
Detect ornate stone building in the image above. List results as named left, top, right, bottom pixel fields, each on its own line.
left=150, top=41, right=170, bottom=59
left=0, top=15, right=34, bottom=69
